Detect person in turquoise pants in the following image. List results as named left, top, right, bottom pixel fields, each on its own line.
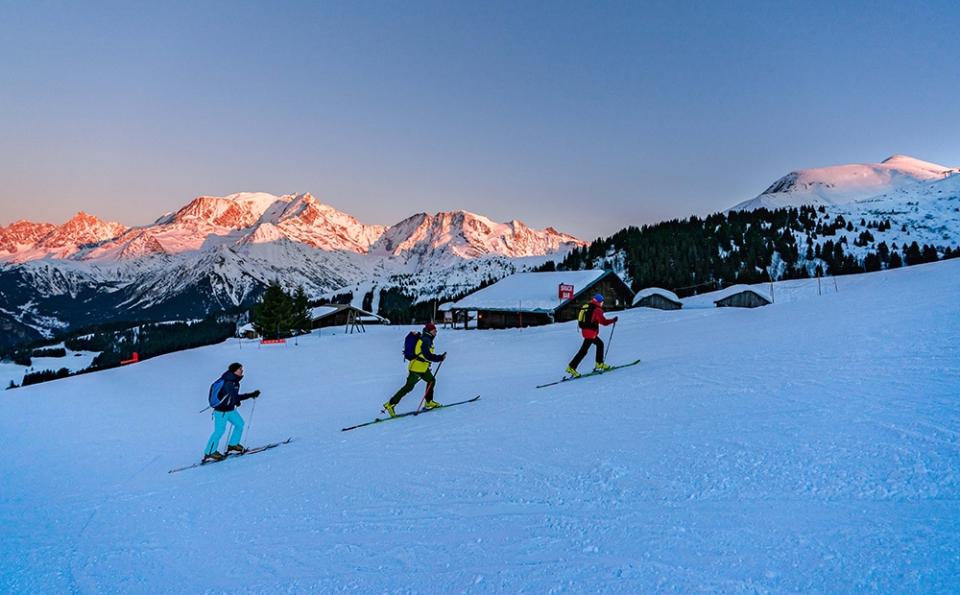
left=203, top=363, right=261, bottom=462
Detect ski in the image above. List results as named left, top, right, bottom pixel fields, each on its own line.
left=168, top=438, right=293, bottom=474
left=341, top=396, right=481, bottom=432
left=536, top=359, right=642, bottom=388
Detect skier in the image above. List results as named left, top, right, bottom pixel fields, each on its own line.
left=566, top=293, right=618, bottom=378
left=203, top=362, right=261, bottom=462
left=383, top=322, right=446, bottom=417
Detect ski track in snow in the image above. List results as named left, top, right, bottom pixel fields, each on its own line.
left=1, top=261, right=959, bottom=592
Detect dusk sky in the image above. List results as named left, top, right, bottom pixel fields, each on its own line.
left=1, top=0, right=958, bottom=238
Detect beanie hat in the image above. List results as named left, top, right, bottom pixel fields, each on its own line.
left=228, top=362, right=243, bottom=373
left=593, top=293, right=604, bottom=303
left=423, top=322, right=437, bottom=333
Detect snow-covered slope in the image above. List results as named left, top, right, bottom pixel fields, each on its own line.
left=0, top=193, right=584, bottom=339
left=2, top=259, right=958, bottom=591
left=833, top=169, right=960, bottom=243
left=758, top=171, right=960, bottom=278
left=731, top=155, right=958, bottom=211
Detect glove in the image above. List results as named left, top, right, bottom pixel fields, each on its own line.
left=250, top=390, right=261, bottom=399
left=441, top=353, right=448, bottom=361
left=613, top=317, right=619, bottom=323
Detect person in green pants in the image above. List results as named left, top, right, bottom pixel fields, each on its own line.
left=383, top=322, right=446, bottom=417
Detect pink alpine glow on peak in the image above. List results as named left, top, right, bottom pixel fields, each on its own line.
left=0, top=212, right=127, bottom=261
left=0, top=193, right=582, bottom=265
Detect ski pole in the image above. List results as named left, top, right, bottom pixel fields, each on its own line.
left=606, top=319, right=617, bottom=363
left=418, top=360, right=444, bottom=412
left=245, top=396, right=258, bottom=446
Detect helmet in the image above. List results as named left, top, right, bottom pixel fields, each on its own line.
left=593, top=293, right=604, bottom=303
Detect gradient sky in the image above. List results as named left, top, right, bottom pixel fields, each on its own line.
left=1, top=0, right=958, bottom=239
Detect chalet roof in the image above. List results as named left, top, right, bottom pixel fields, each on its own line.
left=682, top=284, right=773, bottom=308
left=632, top=287, right=682, bottom=306
left=310, top=304, right=389, bottom=323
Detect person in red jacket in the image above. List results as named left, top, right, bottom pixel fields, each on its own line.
left=566, top=293, right=618, bottom=377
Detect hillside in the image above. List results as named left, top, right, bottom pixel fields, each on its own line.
left=2, top=259, right=958, bottom=591
left=560, top=171, right=960, bottom=294
left=730, top=155, right=957, bottom=211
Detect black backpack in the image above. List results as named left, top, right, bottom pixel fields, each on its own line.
left=403, top=332, right=421, bottom=360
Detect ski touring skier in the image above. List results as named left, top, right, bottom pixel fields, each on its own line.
left=202, top=363, right=261, bottom=462
left=566, top=293, right=618, bottom=378
left=383, top=322, right=446, bottom=417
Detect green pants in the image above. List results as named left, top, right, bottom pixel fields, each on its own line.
left=389, top=369, right=436, bottom=405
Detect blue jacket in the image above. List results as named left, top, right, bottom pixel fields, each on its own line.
left=209, top=371, right=256, bottom=412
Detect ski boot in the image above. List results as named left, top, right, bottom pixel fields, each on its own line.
left=594, top=362, right=613, bottom=373
left=565, top=366, right=581, bottom=378
left=423, top=400, right=442, bottom=410
left=382, top=401, right=397, bottom=418
left=226, top=444, right=247, bottom=455
left=202, top=452, right=225, bottom=463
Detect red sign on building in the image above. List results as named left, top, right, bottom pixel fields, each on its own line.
left=558, top=283, right=574, bottom=300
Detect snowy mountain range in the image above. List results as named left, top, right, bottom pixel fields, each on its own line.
left=730, top=155, right=958, bottom=211
left=0, top=193, right=583, bottom=346
left=4, top=154, right=958, bottom=350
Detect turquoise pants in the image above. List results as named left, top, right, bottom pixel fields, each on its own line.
left=204, top=410, right=244, bottom=455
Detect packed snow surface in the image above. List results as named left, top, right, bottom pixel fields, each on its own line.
left=2, top=260, right=959, bottom=592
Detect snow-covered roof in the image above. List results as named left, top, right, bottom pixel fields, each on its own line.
left=358, top=315, right=390, bottom=324
left=437, top=302, right=455, bottom=312
left=237, top=323, right=256, bottom=333
left=452, top=270, right=610, bottom=312
left=310, top=304, right=389, bottom=323
left=632, top=287, right=681, bottom=306
left=309, top=306, right=339, bottom=319
left=682, top=284, right=773, bottom=308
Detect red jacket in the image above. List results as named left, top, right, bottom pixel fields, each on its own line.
left=581, top=299, right=615, bottom=339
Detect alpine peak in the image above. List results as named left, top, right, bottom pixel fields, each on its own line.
left=731, top=155, right=958, bottom=211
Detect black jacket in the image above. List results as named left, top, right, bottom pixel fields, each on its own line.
left=212, top=371, right=256, bottom=412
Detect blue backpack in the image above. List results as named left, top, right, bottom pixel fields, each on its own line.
left=403, top=332, right=421, bottom=361
left=208, top=378, right=226, bottom=408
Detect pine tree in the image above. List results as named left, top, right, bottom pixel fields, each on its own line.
left=291, top=286, right=312, bottom=334
left=252, top=281, right=294, bottom=338
left=904, top=242, right=922, bottom=266
left=877, top=241, right=890, bottom=263
left=889, top=251, right=903, bottom=269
